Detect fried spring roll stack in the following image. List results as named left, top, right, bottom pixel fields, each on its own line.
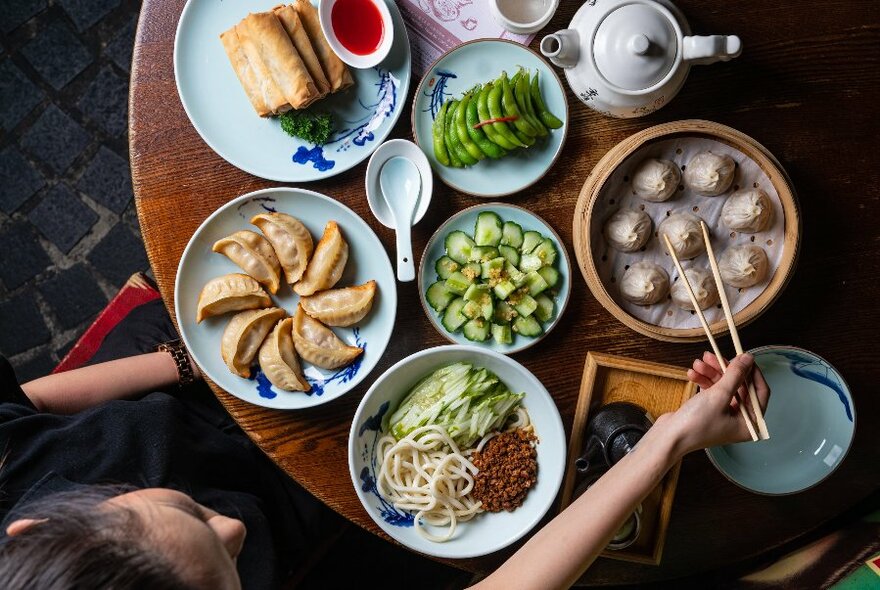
left=293, top=0, right=354, bottom=92
left=273, top=5, right=331, bottom=97
left=220, top=29, right=275, bottom=117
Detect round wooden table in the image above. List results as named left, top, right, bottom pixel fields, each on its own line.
left=130, top=0, right=880, bottom=584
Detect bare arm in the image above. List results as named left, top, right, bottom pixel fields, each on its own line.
left=472, top=353, right=769, bottom=590
left=20, top=352, right=199, bottom=414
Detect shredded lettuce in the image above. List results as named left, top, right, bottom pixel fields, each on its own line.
left=383, top=363, right=524, bottom=448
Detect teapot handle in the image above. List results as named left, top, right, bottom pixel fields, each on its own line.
left=682, top=35, right=742, bottom=65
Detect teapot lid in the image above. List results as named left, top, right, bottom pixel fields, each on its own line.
left=593, top=2, right=679, bottom=91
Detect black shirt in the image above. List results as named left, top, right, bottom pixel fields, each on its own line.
left=0, top=356, right=324, bottom=589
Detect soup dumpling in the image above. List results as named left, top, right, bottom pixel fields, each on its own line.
left=196, top=273, right=271, bottom=322
left=603, top=209, right=652, bottom=253
left=221, top=307, right=285, bottom=378
left=684, top=152, right=736, bottom=196
left=292, top=305, right=363, bottom=370
left=251, top=212, right=314, bottom=285
left=213, top=230, right=282, bottom=294
left=658, top=212, right=705, bottom=259
left=620, top=262, right=669, bottom=305
left=258, top=317, right=310, bottom=392
left=631, top=158, right=680, bottom=202
left=299, top=280, right=377, bottom=327
left=719, top=244, right=769, bottom=288
left=721, top=189, right=773, bottom=233
left=293, top=221, right=349, bottom=296
left=671, top=267, right=719, bottom=311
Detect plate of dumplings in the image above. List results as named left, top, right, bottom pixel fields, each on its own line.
left=175, top=187, right=396, bottom=409
left=573, top=120, right=801, bottom=342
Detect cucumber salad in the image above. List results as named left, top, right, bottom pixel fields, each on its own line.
left=426, top=211, right=561, bottom=344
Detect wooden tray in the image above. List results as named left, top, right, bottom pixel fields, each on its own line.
left=572, top=119, right=802, bottom=342
left=560, top=352, right=697, bottom=565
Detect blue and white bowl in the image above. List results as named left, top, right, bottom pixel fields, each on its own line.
left=706, top=346, right=855, bottom=495
left=349, top=345, right=566, bottom=558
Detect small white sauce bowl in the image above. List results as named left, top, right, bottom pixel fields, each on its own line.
left=489, top=0, right=559, bottom=35
left=366, top=139, right=433, bottom=229
left=319, top=0, right=394, bottom=69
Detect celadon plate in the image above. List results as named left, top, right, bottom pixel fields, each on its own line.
left=706, top=346, right=855, bottom=495
left=412, top=39, right=568, bottom=197
left=418, top=203, right=571, bottom=354
left=173, top=0, right=411, bottom=182
left=175, top=188, right=396, bottom=410
left=349, top=345, right=566, bottom=558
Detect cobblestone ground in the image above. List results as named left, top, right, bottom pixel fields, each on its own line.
left=0, top=0, right=148, bottom=381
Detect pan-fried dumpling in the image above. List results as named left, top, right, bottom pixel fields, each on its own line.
left=683, top=152, right=736, bottom=196
left=721, top=189, right=773, bottom=233
left=196, top=273, right=271, bottom=322
left=719, top=244, right=769, bottom=288
left=251, top=212, right=314, bottom=285
left=291, top=305, right=362, bottom=370
left=213, top=230, right=282, bottom=294
left=632, top=158, right=680, bottom=202
left=299, top=280, right=377, bottom=327
left=603, top=209, right=652, bottom=252
left=659, top=212, right=705, bottom=259
left=293, top=221, right=348, bottom=296
left=620, top=262, right=669, bottom=305
left=258, top=318, right=310, bottom=392
left=221, top=307, right=285, bottom=378
left=671, top=267, right=719, bottom=311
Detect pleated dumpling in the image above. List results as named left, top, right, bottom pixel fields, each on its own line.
left=221, top=307, right=285, bottom=378
left=291, top=305, right=362, bottom=370
left=251, top=212, right=314, bottom=285
left=213, top=230, right=282, bottom=294
left=258, top=318, right=310, bottom=392
left=293, top=221, right=348, bottom=296
left=299, top=280, right=376, bottom=327
left=197, top=273, right=271, bottom=322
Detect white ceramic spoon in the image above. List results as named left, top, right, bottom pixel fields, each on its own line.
left=379, top=157, right=421, bottom=282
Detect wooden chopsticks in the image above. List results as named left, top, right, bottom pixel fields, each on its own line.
left=661, top=234, right=760, bottom=441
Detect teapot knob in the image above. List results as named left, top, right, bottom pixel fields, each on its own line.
left=628, top=34, right=650, bottom=56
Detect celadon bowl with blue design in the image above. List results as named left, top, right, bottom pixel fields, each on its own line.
left=706, top=346, right=855, bottom=495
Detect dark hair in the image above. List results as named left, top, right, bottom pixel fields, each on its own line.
left=0, top=486, right=196, bottom=590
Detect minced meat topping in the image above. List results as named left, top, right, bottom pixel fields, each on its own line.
left=471, top=429, right=537, bottom=512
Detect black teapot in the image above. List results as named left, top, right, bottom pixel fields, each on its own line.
left=574, top=402, right=653, bottom=481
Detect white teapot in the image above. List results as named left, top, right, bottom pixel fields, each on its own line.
left=540, top=0, right=741, bottom=118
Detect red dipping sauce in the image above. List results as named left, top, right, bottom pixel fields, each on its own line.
left=331, top=0, right=384, bottom=56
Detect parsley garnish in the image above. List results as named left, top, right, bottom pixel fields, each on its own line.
left=278, top=111, right=334, bottom=146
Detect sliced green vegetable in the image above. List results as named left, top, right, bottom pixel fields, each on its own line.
left=491, top=323, right=513, bottom=345
left=474, top=211, right=503, bottom=246
left=435, top=255, right=459, bottom=280
left=498, top=244, right=520, bottom=267
left=494, top=300, right=516, bottom=324
left=513, top=314, right=542, bottom=337
left=480, top=256, right=505, bottom=280
left=444, top=271, right=473, bottom=295
left=532, top=238, right=558, bottom=267
left=521, top=230, right=543, bottom=253
left=445, top=230, right=475, bottom=264
left=534, top=293, right=555, bottom=323
left=525, top=270, right=549, bottom=296
left=537, top=266, right=559, bottom=289
left=426, top=281, right=456, bottom=312
left=500, top=221, right=524, bottom=249
left=492, top=279, right=516, bottom=300
left=468, top=245, right=499, bottom=263
left=504, top=261, right=528, bottom=287
left=512, top=292, right=538, bottom=317
left=462, top=299, right=482, bottom=320
left=519, top=253, right=543, bottom=273
left=441, top=298, right=467, bottom=332
left=463, top=317, right=491, bottom=342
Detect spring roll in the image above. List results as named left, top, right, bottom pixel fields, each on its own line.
left=292, top=0, right=354, bottom=92
left=273, top=5, right=331, bottom=97
left=238, top=12, right=319, bottom=111
left=233, top=18, right=291, bottom=115
left=220, top=28, right=272, bottom=116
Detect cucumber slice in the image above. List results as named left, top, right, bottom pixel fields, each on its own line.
left=463, top=317, right=491, bottom=342
left=532, top=238, right=557, bottom=267
left=491, top=323, right=513, bottom=345
left=464, top=283, right=493, bottom=320
left=462, top=299, right=482, bottom=320
left=537, top=266, right=559, bottom=289
left=504, top=261, right=528, bottom=287
left=513, top=314, right=542, bottom=337
left=480, top=256, right=505, bottom=280
left=474, top=211, right=503, bottom=246
left=444, top=271, right=473, bottom=295
left=519, top=253, right=543, bottom=272
left=500, top=221, right=524, bottom=249
left=435, top=256, right=459, bottom=280
left=512, top=292, right=538, bottom=317
left=498, top=244, right=520, bottom=267
left=462, top=263, right=482, bottom=282
left=521, top=230, right=543, bottom=253
left=469, top=245, right=500, bottom=263
left=426, top=281, right=456, bottom=312
left=525, top=270, right=549, bottom=296
left=441, top=297, right=467, bottom=332
left=535, top=293, right=555, bottom=322
left=494, top=300, right=517, bottom=324
left=445, top=231, right=476, bottom=264
left=493, top=279, right=516, bottom=300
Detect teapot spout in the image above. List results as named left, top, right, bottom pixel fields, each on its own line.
left=540, top=30, right=580, bottom=69
left=683, top=35, right=743, bottom=66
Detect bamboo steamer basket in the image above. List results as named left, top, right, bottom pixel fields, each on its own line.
left=573, top=120, right=801, bottom=343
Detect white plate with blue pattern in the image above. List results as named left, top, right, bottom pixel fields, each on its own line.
left=706, top=346, right=855, bottom=495
left=173, top=0, right=411, bottom=182
left=349, top=345, right=566, bottom=558
left=411, top=39, right=568, bottom=197
left=175, top=187, right=396, bottom=410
